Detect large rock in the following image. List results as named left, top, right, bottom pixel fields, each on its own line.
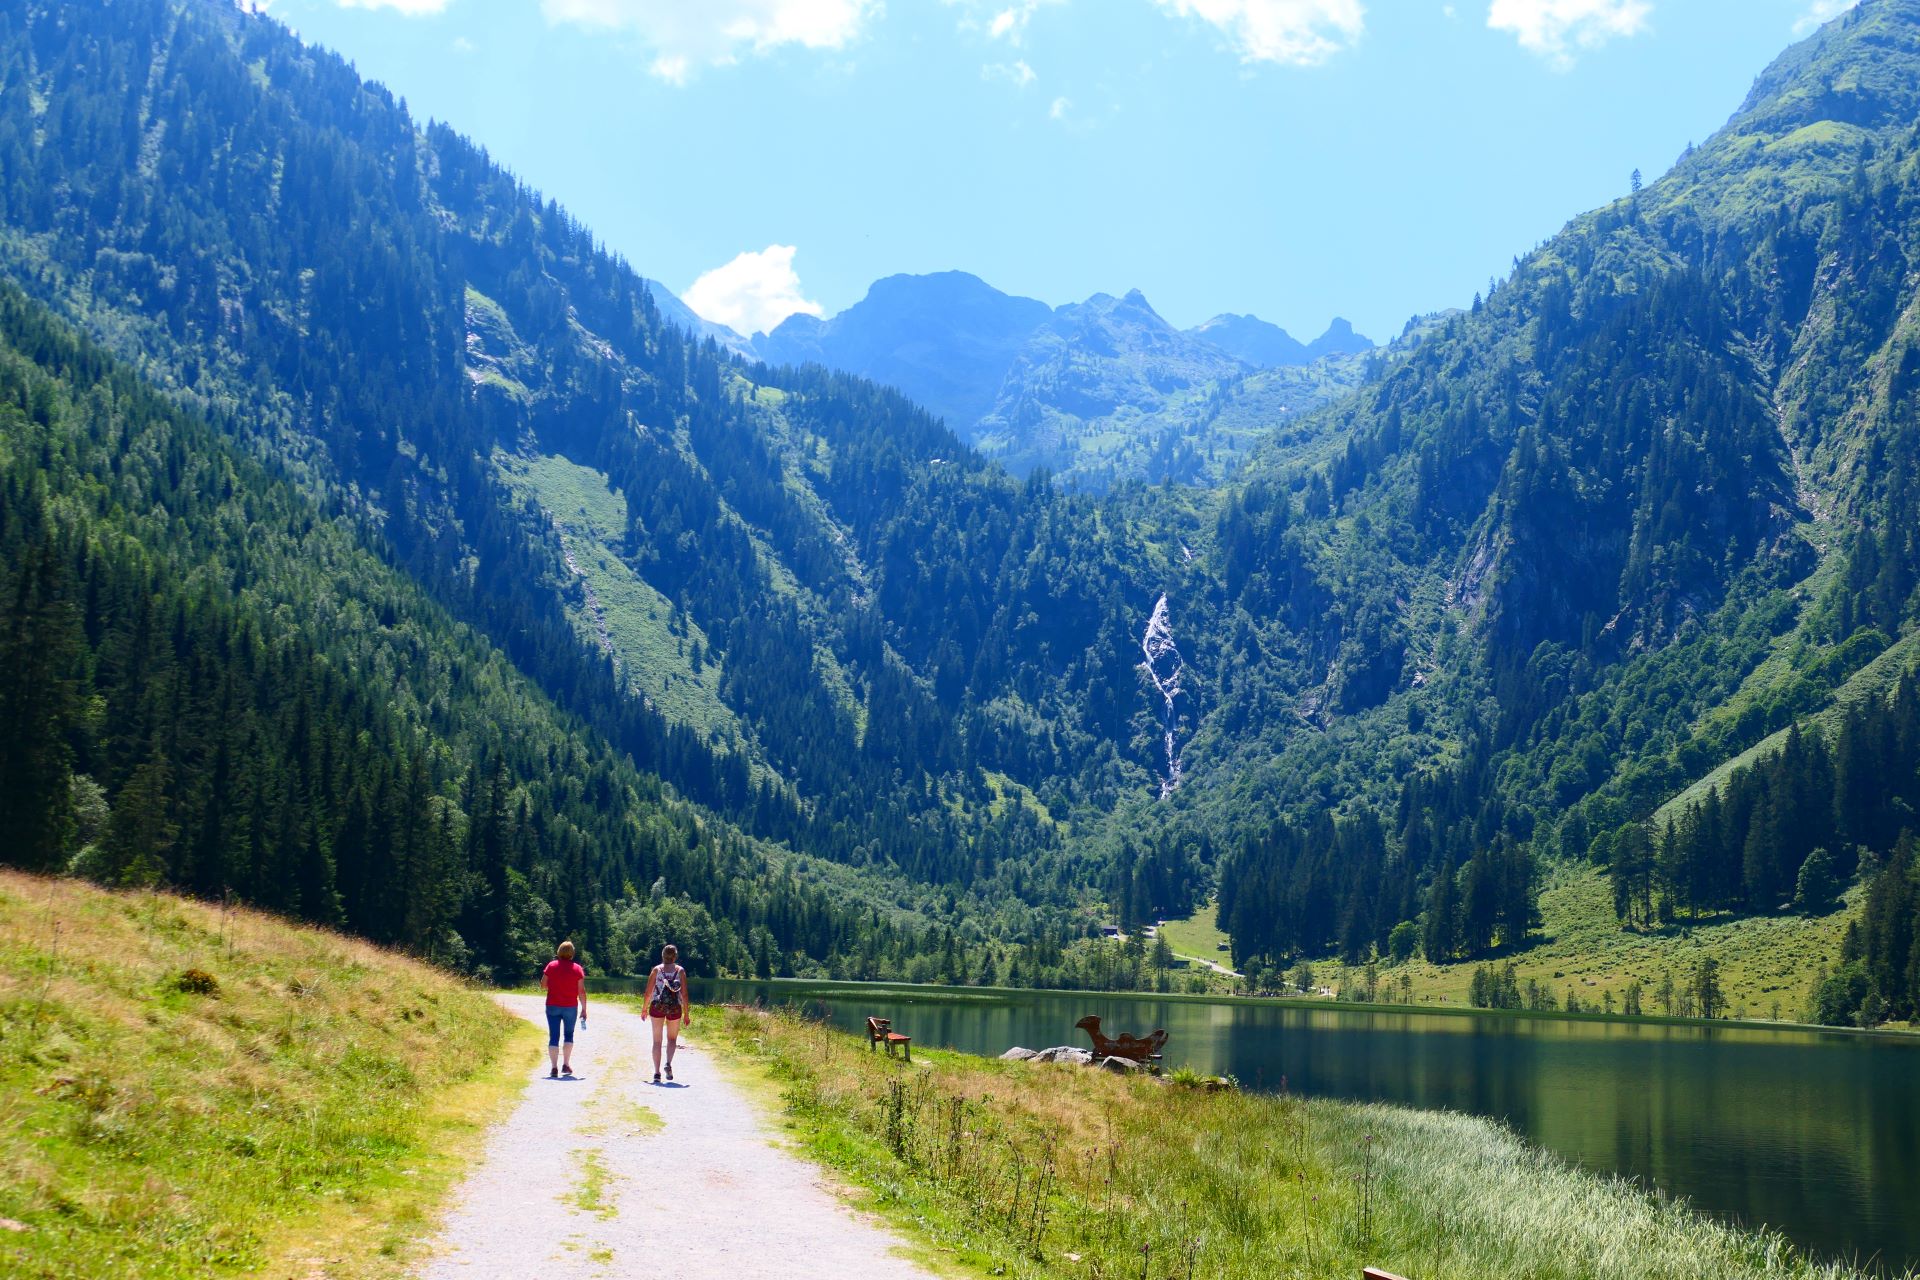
left=999, top=1047, right=1040, bottom=1061
left=1037, top=1046, right=1095, bottom=1065
left=1026, top=1046, right=1094, bottom=1065
left=1097, top=1055, right=1145, bottom=1073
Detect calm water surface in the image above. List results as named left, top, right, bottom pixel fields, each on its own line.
left=639, top=978, right=1920, bottom=1273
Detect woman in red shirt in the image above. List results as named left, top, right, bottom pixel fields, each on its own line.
left=541, top=940, right=588, bottom=1078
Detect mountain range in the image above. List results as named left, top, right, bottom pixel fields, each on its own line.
left=2, top=0, right=1919, bottom=1023
left=750, top=271, right=1377, bottom=484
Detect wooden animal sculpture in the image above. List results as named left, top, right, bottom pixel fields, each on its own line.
left=1074, top=1014, right=1168, bottom=1061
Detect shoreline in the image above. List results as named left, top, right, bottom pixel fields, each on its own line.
left=550, top=975, right=1920, bottom=1040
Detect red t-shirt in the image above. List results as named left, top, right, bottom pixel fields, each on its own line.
left=543, top=960, right=585, bottom=1007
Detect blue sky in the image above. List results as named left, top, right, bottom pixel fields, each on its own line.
left=265, top=0, right=1856, bottom=340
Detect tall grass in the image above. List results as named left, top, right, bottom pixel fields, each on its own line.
left=0, top=871, right=521, bottom=1278
left=716, top=1005, right=1902, bottom=1280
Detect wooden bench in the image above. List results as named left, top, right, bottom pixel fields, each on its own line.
left=1363, top=1268, right=1411, bottom=1280
left=866, top=1016, right=911, bottom=1062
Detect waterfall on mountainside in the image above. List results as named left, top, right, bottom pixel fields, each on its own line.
left=1141, top=593, right=1184, bottom=797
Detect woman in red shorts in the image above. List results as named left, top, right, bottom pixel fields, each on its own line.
left=643, top=942, right=690, bottom=1083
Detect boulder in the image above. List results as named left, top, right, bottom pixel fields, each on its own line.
left=1097, top=1055, right=1144, bottom=1073
left=999, top=1047, right=1040, bottom=1061
left=1031, top=1046, right=1094, bottom=1065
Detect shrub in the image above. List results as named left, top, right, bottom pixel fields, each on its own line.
left=171, top=967, right=220, bottom=997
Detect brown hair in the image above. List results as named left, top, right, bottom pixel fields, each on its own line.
left=661, top=943, right=678, bottom=961
left=557, top=940, right=575, bottom=960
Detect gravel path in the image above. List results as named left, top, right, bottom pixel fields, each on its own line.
left=417, top=994, right=939, bottom=1280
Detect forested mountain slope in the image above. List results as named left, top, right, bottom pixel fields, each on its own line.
left=0, top=280, right=930, bottom=981
left=1200, top=0, right=1920, bottom=1020
left=0, top=0, right=1197, bottom=955
left=0, top=273, right=1226, bottom=988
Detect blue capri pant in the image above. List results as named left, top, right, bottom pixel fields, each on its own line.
left=546, top=1005, right=578, bottom=1046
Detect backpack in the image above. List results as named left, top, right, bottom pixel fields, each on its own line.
left=649, top=965, right=683, bottom=1016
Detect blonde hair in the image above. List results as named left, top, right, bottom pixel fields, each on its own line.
left=557, top=940, right=575, bottom=960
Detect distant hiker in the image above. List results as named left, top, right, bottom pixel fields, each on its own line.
left=643, top=943, right=690, bottom=1083
left=541, top=940, right=588, bottom=1079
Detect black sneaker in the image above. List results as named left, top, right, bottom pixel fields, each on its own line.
left=561, top=1065, right=573, bottom=1077
left=665, top=1063, right=674, bottom=1081
left=653, top=1071, right=661, bottom=1084
left=549, top=1068, right=559, bottom=1079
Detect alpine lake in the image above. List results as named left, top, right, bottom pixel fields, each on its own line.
left=595, top=976, right=1920, bottom=1274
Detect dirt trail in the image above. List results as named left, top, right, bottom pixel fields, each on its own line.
left=416, top=994, right=937, bottom=1280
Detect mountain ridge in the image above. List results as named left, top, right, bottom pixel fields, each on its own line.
left=1203, top=0, right=1920, bottom=1021
left=751, top=270, right=1375, bottom=483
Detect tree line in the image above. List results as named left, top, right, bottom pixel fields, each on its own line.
left=1218, top=737, right=1539, bottom=969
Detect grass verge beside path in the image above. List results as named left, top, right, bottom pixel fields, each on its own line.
left=0, top=871, right=526, bottom=1279
left=715, top=1004, right=1894, bottom=1280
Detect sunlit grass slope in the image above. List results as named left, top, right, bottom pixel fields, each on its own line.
left=1176, top=861, right=1861, bottom=1020
left=0, top=872, right=523, bottom=1279
left=718, top=1006, right=1886, bottom=1280
left=494, top=449, right=745, bottom=743
left=1396, top=862, right=1861, bottom=1018
left=1157, top=898, right=1230, bottom=961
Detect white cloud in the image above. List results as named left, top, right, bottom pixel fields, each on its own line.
left=945, top=0, right=1061, bottom=44
left=988, top=0, right=1063, bottom=44
left=683, top=245, right=823, bottom=337
left=650, top=52, right=693, bottom=83
left=334, top=0, right=450, bottom=13
left=1487, top=0, right=1649, bottom=68
left=1794, top=0, right=1858, bottom=36
left=540, top=0, right=879, bottom=82
left=1151, top=0, right=1365, bottom=68
left=984, top=59, right=1038, bottom=87
left=1049, top=94, right=1071, bottom=119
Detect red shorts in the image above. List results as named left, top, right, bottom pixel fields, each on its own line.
left=649, top=1001, right=682, bottom=1021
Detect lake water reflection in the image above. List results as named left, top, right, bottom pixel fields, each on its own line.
left=641, top=978, right=1920, bottom=1273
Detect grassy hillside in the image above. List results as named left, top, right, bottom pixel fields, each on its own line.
left=0, top=0, right=1173, bottom=935
left=1155, top=898, right=1236, bottom=971
left=0, top=872, right=523, bottom=1279
left=715, top=1005, right=1880, bottom=1280
left=1164, top=869, right=1859, bottom=1018
left=1394, top=862, right=1861, bottom=1019
left=494, top=449, right=746, bottom=744
left=1654, top=629, right=1920, bottom=825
